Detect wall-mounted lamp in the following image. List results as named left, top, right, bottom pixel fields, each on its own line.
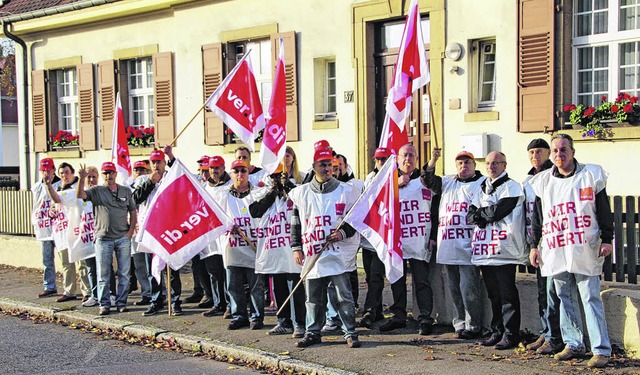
left=445, top=42, right=464, bottom=61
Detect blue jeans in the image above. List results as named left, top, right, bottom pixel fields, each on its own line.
left=41, top=240, right=56, bottom=291
left=535, top=267, right=562, bottom=345
left=84, top=257, right=98, bottom=299
left=305, top=273, right=357, bottom=339
left=552, top=272, right=611, bottom=356
left=95, top=237, right=131, bottom=309
left=227, top=266, right=265, bottom=322
left=131, top=250, right=151, bottom=298
left=445, top=264, right=483, bottom=332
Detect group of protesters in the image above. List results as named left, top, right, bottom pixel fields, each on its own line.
left=30, top=133, right=613, bottom=367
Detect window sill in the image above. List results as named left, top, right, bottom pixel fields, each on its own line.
left=312, top=119, right=339, bottom=130
left=464, top=111, right=499, bottom=122
left=129, top=147, right=156, bottom=156
left=46, top=149, right=81, bottom=158
left=560, top=125, right=640, bottom=142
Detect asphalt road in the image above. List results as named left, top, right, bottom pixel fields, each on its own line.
left=0, top=313, right=259, bottom=375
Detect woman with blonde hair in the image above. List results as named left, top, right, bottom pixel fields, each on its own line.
left=285, top=146, right=305, bottom=184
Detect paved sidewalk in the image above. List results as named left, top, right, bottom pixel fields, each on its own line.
left=0, top=265, right=637, bottom=374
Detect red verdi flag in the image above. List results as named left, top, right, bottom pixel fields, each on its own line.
left=259, top=37, right=287, bottom=174
left=139, top=159, right=234, bottom=270
left=343, top=155, right=403, bottom=283
left=379, top=0, right=430, bottom=153
left=205, top=52, right=265, bottom=151
left=111, top=92, right=133, bottom=185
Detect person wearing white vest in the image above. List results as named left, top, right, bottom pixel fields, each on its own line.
left=32, top=158, right=61, bottom=298
left=215, top=159, right=264, bottom=330
left=133, top=147, right=183, bottom=316
left=529, top=134, right=613, bottom=368
left=290, top=148, right=361, bottom=348
left=522, top=138, right=563, bottom=354
left=249, top=164, right=305, bottom=338
left=358, top=147, right=392, bottom=329
left=379, top=144, right=436, bottom=336
left=467, top=151, right=525, bottom=350
left=421, top=148, right=486, bottom=340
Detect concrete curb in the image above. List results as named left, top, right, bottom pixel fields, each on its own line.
left=0, top=298, right=357, bottom=375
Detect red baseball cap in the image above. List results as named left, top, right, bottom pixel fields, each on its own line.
left=230, top=160, right=248, bottom=170
left=455, top=151, right=475, bottom=161
left=314, top=140, right=331, bottom=151
left=208, top=156, right=225, bottom=167
left=197, top=155, right=209, bottom=164
left=199, top=159, right=210, bottom=170
left=133, top=160, right=149, bottom=170
left=149, top=149, right=165, bottom=161
left=39, top=158, right=54, bottom=171
left=314, top=149, right=333, bottom=162
left=373, top=147, right=391, bottom=159
left=101, top=162, right=117, bottom=172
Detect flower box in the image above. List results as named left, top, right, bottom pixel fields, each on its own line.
left=563, top=93, right=640, bottom=139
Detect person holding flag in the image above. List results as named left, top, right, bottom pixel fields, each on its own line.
left=133, top=148, right=184, bottom=316
left=377, top=144, right=437, bottom=336
left=289, top=148, right=361, bottom=349
left=421, top=148, right=486, bottom=340
left=76, top=162, right=137, bottom=316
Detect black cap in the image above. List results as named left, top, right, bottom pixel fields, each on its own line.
left=527, top=138, right=550, bottom=150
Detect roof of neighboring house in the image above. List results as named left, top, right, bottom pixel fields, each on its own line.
left=0, top=0, right=121, bottom=21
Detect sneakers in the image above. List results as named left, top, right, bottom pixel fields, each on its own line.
left=292, top=326, right=306, bottom=338
left=170, top=303, right=183, bottom=316
left=418, top=322, right=433, bottom=336
left=379, top=319, right=407, bottom=332
left=143, top=304, right=163, bottom=316
left=358, top=313, right=374, bottom=328
left=56, top=294, right=77, bottom=303
left=554, top=347, right=584, bottom=361
left=38, top=289, right=57, bottom=298
left=202, top=306, right=225, bottom=317
left=536, top=340, right=564, bottom=354
left=268, top=324, right=294, bottom=335
left=250, top=320, right=264, bottom=330
left=321, top=322, right=340, bottom=332
left=296, top=334, right=321, bottom=348
left=587, top=355, right=609, bottom=368
left=133, top=297, right=152, bottom=306
left=526, top=336, right=545, bottom=351
left=81, top=297, right=99, bottom=307
left=227, top=320, right=250, bottom=330
left=494, top=337, right=519, bottom=350
left=481, top=333, right=502, bottom=347
left=346, top=336, right=361, bottom=348
left=98, top=307, right=110, bottom=316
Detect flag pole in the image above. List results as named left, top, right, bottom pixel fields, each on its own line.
left=235, top=227, right=257, bottom=251
left=426, top=83, right=438, bottom=148
left=168, top=103, right=208, bottom=147
left=167, top=264, right=172, bottom=316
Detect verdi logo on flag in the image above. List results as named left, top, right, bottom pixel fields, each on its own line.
left=205, top=52, right=265, bottom=151
left=111, top=92, right=133, bottom=185
left=144, top=174, right=224, bottom=255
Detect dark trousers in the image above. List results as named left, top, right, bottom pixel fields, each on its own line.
left=146, top=253, right=182, bottom=305
left=362, top=249, right=384, bottom=320
left=480, top=264, right=521, bottom=341
left=349, top=269, right=359, bottom=308
left=272, top=273, right=306, bottom=328
left=191, top=255, right=211, bottom=298
left=390, top=258, right=434, bottom=323
left=203, top=254, right=227, bottom=309
left=536, top=267, right=562, bottom=344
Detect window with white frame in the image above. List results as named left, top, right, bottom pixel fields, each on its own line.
left=478, top=40, right=497, bottom=110
left=573, top=0, right=640, bottom=106
left=128, top=57, right=154, bottom=128
left=326, top=60, right=337, bottom=115
left=56, top=68, right=79, bottom=134
left=234, top=39, right=272, bottom=112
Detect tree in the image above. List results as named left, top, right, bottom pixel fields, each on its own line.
left=0, top=38, right=16, bottom=97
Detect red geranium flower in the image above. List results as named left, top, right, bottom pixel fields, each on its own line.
left=624, top=103, right=633, bottom=113
left=611, top=105, right=619, bottom=113
left=631, top=96, right=639, bottom=104
left=563, top=104, right=572, bottom=112
left=583, top=106, right=596, bottom=117
left=601, top=95, right=607, bottom=102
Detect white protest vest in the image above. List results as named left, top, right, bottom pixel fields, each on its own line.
left=288, top=181, right=360, bottom=279
left=134, top=173, right=164, bottom=253
left=470, top=178, right=526, bottom=266
left=61, top=192, right=96, bottom=263
left=398, top=178, right=433, bottom=261
left=51, top=183, right=78, bottom=251
left=436, top=174, right=487, bottom=265
left=199, top=183, right=229, bottom=259
left=249, top=168, right=269, bottom=188
left=31, top=180, right=61, bottom=241
left=215, top=187, right=257, bottom=269
left=253, top=190, right=301, bottom=274
left=529, top=164, right=607, bottom=277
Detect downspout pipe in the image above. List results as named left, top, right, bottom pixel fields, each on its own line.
left=2, top=21, right=30, bottom=189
